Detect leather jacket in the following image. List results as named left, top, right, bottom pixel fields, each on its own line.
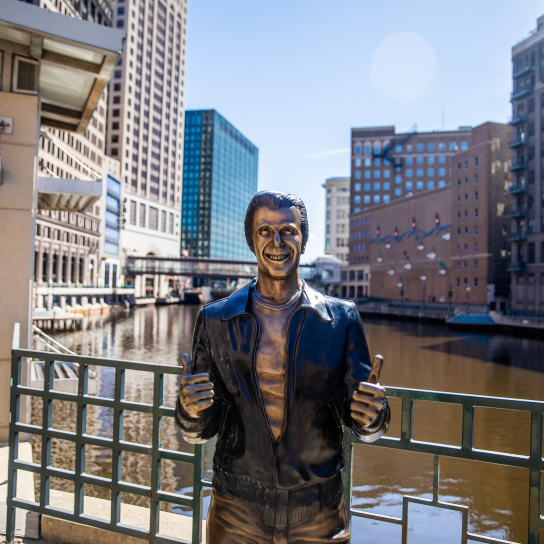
left=175, top=279, right=375, bottom=492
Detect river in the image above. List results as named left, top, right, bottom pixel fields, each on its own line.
left=30, top=304, right=544, bottom=543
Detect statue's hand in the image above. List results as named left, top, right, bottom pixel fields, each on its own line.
left=178, top=353, right=214, bottom=418
left=351, top=355, right=386, bottom=428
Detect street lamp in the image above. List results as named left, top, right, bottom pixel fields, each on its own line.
left=465, top=286, right=471, bottom=313
left=396, top=278, right=404, bottom=306
left=420, top=275, right=427, bottom=308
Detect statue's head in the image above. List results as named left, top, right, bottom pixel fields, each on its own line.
left=244, top=190, right=309, bottom=254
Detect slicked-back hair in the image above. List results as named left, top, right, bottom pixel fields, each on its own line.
left=244, top=190, right=309, bottom=253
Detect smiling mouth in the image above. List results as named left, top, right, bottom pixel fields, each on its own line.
left=266, top=253, right=289, bottom=261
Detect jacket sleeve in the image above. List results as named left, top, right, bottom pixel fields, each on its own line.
left=343, top=302, right=390, bottom=442
left=175, top=307, right=222, bottom=444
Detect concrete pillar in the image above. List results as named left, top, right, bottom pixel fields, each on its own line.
left=0, top=91, right=40, bottom=443
left=135, top=275, right=142, bottom=298
left=158, top=276, right=168, bottom=298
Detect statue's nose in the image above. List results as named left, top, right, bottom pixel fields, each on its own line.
left=274, top=230, right=283, bottom=246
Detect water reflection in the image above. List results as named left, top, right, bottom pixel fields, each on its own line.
left=30, top=308, right=544, bottom=542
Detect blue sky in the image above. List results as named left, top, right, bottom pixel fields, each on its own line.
left=184, top=1, right=542, bottom=262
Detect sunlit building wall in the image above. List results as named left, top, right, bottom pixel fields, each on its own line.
left=108, top=0, right=187, bottom=297
left=322, top=176, right=350, bottom=264
left=349, top=122, right=511, bottom=307
left=509, top=14, right=544, bottom=312
left=26, top=0, right=113, bottom=301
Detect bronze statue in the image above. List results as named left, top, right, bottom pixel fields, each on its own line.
left=176, top=190, right=390, bottom=543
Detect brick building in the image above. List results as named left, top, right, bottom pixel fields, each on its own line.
left=509, top=14, right=544, bottom=312
left=349, top=122, right=511, bottom=307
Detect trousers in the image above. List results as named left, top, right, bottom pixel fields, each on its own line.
left=206, top=489, right=350, bottom=544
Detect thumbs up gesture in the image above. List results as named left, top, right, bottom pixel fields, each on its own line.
left=178, top=353, right=214, bottom=419
left=351, top=355, right=387, bottom=429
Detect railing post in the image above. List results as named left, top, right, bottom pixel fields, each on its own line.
left=342, top=428, right=354, bottom=528
left=192, top=444, right=204, bottom=544
left=6, top=324, right=21, bottom=544
left=528, top=410, right=543, bottom=544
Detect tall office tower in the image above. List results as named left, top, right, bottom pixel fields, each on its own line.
left=509, top=15, right=544, bottom=312
left=23, top=0, right=117, bottom=309
left=107, top=0, right=187, bottom=298
left=181, top=110, right=259, bottom=261
left=322, top=177, right=350, bottom=264
left=348, top=122, right=511, bottom=307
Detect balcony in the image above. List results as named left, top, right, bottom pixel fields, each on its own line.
left=511, top=84, right=534, bottom=101
left=507, top=183, right=527, bottom=195
left=37, top=177, right=102, bottom=213
left=509, top=160, right=527, bottom=171
left=507, top=231, right=526, bottom=242
left=508, top=114, right=527, bottom=125
left=507, top=260, right=527, bottom=272
left=508, top=136, right=526, bottom=148
left=507, top=208, right=527, bottom=219
left=512, top=65, right=535, bottom=78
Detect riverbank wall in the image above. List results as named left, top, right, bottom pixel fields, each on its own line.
left=357, top=300, right=544, bottom=336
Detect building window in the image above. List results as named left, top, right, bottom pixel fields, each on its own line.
left=140, top=203, right=146, bottom=227
left=161, top=210, right=167, bottom=232
left=169, top=212, right=174, bottom=234
left=149, top=207, right=158, bottom=230
left=130, top=201, right=136, bottom=225
left=528, top=242, right=535, bottom=264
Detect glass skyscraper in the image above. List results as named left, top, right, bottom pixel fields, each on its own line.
left=182, top=110, right=259, bottom=261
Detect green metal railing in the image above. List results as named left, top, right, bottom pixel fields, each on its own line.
left=7, top=324, right=208, bottom=544
left=343, top=387, right=544, bottom=544
left=7, top=324, right=544, bottom=543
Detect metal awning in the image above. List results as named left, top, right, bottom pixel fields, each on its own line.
left=38, top=177, right=102, bottom=212
left=0, top=0, right=125, bottom=133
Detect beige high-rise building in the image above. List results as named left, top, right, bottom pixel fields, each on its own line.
left=107, top=0, right=187, bottom=299
left=322, top=176, right=350, bottom=264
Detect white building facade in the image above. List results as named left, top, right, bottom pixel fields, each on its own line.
left=107, top=0, right=187, bottom=299
left=322, top=176, right=350, bottom=264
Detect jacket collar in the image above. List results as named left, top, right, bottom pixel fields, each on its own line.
left=222, top=278, right=333, bottom=323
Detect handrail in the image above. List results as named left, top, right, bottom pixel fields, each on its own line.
left=32, top=325, right=76, bottom=355
left=343, top=387, right=544, bottom=544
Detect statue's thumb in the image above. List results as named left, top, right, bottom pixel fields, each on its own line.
left=179, top=353, right=192, bottom=376
left=367, top=355, right=383, bottom=384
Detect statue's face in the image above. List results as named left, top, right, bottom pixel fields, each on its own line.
left=252, top=206, right=304, bottom=281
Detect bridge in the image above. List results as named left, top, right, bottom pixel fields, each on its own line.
left=125, top=255, right=317, bottom=282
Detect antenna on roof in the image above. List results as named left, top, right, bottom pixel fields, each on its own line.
left=441, top=106, right=445, bottom=131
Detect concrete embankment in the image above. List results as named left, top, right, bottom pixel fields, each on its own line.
left=357, top=301, right=544, bottom=336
